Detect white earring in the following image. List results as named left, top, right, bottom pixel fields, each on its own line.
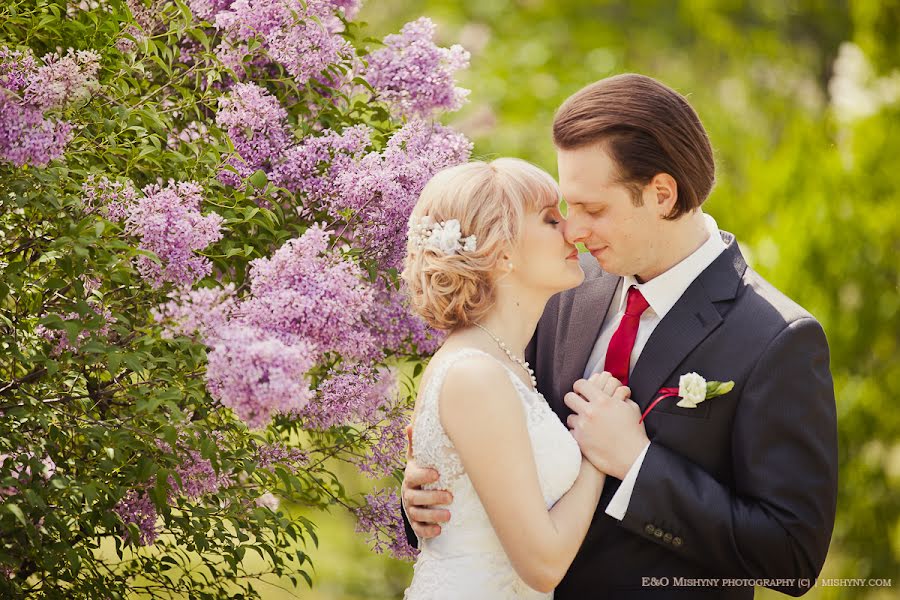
left=508, top=262, right=514, bottom=269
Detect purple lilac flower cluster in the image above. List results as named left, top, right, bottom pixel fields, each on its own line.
left=0, top=96, right=74, bottom=167
left=80, top=176, right=224, bottom=289
left=213, top=0, right=353, bottom=86
left=125, top=0, right=164, bottom=34
left=215, top=82, right=292, bottom=183
left=167, top=447, right=233, bottom=500
left=22, top=48, right=101, bottom=111
left=254, top=442, right=309, bottom=469
left=241, top=224, right=377, bottom=357
left=355, top=406, right=408, bottom=479
left=81, top=275, right=102, bottom=295
left=0, top=46, right=96, bottom=167
left=154, top=225, right=385, bottom=428
left=0, top=47, right=35, bottom=90
left=152, top=227, right=442, bottom=432
left=365, top=17, right=470, bottom=118
left=114, top=433, right=235, bottom=546
left=112, top=489, right=160, bottom=545
left=329, top=121, right=473, bottom=270
left=299, top=364, right=396, bottom=430
left=81, top=174, right=138, bottom=221
left=269, top=124, right=371, bottom=198
left=188, top=0, right=235, bottom=21
left=353, top=488, right=418, bottom=560
left=251, top=119, right=472, bottom=271
left=116, top=1, right=167, bottom=53
left=125, top=180, right=225, bottom=288
left=368, top=279, right=444, bottom=356
left=152, top=283, right=237, bottom=340
left=206, top=326, right=318, bottom=428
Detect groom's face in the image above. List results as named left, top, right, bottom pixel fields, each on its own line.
left=557, top=144, right=663, bottom=279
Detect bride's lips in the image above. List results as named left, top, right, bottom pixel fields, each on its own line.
left=566, top=249, right=579, bottom=261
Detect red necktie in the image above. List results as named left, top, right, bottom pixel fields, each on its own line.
left=604, top=286, right=650, bottom=385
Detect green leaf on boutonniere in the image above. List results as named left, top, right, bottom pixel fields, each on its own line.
left=705, top=380, right=734, bottom=398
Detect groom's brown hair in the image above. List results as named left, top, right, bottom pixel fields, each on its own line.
left=552, top=73, right=715, bottom=220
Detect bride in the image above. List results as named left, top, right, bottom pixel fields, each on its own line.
left=401, top=158, right=632, bottom=598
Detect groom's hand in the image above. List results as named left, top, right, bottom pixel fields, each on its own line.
left=564, top=371, right=649, bottom=480
left=402, top=424, right=452, bottom=539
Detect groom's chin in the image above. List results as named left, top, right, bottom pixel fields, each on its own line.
left=592, top=255, right=623, bottom=276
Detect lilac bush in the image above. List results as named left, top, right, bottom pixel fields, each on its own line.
left=0, top=0, right=470, bottom=597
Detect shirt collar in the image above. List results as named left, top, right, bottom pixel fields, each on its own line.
left=618, top=213, right=727, bottom=319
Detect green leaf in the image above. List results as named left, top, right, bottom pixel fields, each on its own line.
left=6, top=504, right=27, bottom=527
left=108, top=351, right=122, bottom=374
left=249, top=169, right=268, bottom=189
left=706, top=380, right=735, bottom=398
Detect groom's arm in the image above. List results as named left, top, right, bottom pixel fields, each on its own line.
left=618, top=317, right=838, bottom=596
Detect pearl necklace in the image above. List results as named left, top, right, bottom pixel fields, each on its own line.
left=473, top=322, right=537, bottom=390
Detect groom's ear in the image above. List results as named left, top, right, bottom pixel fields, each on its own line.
left=649, top=172, right=678, bottom=218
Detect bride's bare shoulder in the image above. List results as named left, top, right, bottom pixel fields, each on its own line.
left=446, top=353, right=508, bottom=381
left=438, top=353, right=521, bottom=417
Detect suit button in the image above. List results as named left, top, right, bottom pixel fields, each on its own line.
left=654, top=528, right=664, bottom=538
left=673, top=536, right=683, bottom=547
left=645, top=524, right=655, bottom=535
left=663, top=533, right=673, bottom=543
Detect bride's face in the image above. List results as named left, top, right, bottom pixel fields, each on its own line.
left=509, top=205, right=585, bottom=294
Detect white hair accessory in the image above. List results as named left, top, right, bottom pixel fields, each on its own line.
left=408, top=215, right=477, bottom=255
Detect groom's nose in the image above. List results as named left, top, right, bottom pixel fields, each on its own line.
left=563, top=213, right=590, bottom=245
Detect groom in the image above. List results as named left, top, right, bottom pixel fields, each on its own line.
left=401, top=74, right=838, bottom=598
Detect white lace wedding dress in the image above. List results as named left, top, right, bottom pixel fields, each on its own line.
left=403, top=348, right=582, bottom=599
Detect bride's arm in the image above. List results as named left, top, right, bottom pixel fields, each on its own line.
left=440, top=357, right=605, bottom=593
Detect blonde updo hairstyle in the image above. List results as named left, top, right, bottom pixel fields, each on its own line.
left=401, top=158, right=562, bottom=331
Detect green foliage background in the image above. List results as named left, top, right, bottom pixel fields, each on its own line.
left=290, top=1, right=898, bottom=598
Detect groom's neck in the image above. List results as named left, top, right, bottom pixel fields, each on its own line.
left=635, top=212, right=710, bottom=283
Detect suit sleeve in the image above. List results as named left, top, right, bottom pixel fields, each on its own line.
left=619, top=317, right=838, bottom=596
left=525, top=332, right=537, bottom=368
left=401, top=500, right=419, bottom=549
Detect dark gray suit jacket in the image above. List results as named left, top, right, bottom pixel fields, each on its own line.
left=525, top=231, right=837, bottom=599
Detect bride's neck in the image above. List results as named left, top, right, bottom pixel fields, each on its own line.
left=453, top=284, right=549, bottom=357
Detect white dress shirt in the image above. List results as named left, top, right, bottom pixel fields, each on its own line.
left=587, top=213, right=727, bottom=520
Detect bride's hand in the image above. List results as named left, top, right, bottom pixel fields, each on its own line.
left=403, top=424, right=453, bottom=539
left=564, top=372, right=648, bottom=479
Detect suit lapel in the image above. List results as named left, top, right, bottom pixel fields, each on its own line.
left=627, top=283, right=723, bottom=411
left=628, top=232, right=747, bottom=410
left=552, top=270, right=619, bottom=414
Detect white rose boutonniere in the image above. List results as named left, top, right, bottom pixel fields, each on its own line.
left=639, top=372, right=735, bottom=423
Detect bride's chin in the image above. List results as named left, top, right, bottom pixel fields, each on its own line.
left=569, top=264, right=586, bottom=284
left=558, top=271, right=585, bottom=292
